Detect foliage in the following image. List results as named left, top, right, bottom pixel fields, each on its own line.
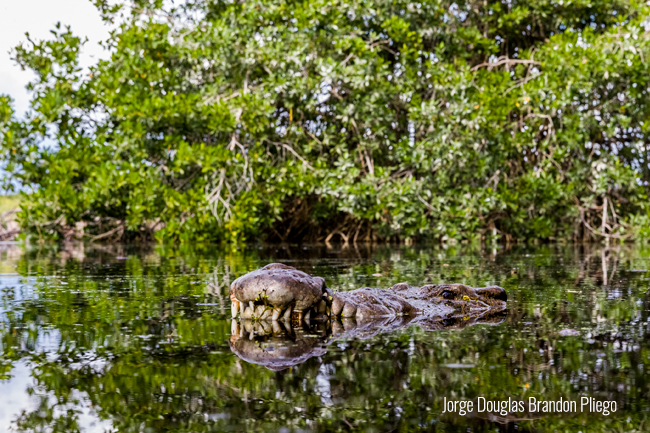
left=1, top=0, right=650, bottom=243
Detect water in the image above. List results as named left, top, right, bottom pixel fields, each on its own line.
left=0, top=243, right=648, bottom=432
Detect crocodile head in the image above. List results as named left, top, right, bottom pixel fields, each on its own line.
left=230, top=263, right=507, bottom=324
left=229, top=263, right=332, bottom=322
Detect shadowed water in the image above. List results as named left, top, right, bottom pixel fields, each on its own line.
left=0, top=243, right=649, bottom=432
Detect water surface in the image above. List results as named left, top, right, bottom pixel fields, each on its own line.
left=0, top=243, right=648, bottom=432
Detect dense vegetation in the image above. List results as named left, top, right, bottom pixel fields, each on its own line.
left=1, top=0, right=649, bottom=243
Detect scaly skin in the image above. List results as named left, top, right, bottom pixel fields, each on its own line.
left=229, top=263, right=508, bottom=370
left=229, top=263, right=507, bottom=324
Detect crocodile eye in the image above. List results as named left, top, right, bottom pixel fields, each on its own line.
left=442, top=290, right=454, bottom=299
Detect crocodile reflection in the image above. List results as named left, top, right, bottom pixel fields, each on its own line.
left=230, top=313, right=506, bottom=371
left=229, top=263, right=507, bottom=370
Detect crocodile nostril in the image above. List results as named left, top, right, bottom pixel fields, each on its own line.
left=442, top=318, right=457, bottom=326
left=442, top=290, right=454, bottom=299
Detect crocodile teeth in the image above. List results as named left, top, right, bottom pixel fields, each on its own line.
left=356, top=307, right=376, bottom=322
left=231, top=320, right=240, bottom=335
left=342, top=317, right=357, bottom=331
left=317, top=300, right=327, bottom=314
left=241, top=306, right=253, bottom=320
left=303, top=310, right=311, bottom=323
left=259, top=307, right=273, bottom=320
left=332, top=296, right=345, bottom=316
left=272, top=307, right=282, bottom=321
left=260, top=321, right=272, bottom=335
left=252, top=322, right=261, bottom=334
left=272, top=321, right=283, bottom=334
left=254, top=305, right=265, bottom=318
left=332, top=320, right=344, bottom=335
left=282, top=306, right=293, bottom=321
left=231, top=300, right=240, bottom=318
left=341, top=303, right=357, bottom=318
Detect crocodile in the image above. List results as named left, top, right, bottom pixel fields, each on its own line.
left=229, top=263, right=506, bottom=324
left=228, top=263, right=507, bottom=370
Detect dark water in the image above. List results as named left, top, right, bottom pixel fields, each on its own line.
left=0, top=243, right=649, bottom=432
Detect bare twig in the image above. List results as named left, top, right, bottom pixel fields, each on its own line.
left=417, top=194, right=436, bottom=212
left=340, top=52, right=356, bottom=67
left=484, top=169, right=501, bottom=189
left=90, top=222, right=125, bottom=242
left=206, top=169, right=233, bottom=224
left=265, top=140, right=314, bottom=169
left=577, top=201, right=629, bottom=240
left=504, top=73, right=543, bottom=94
left=601, top=196, right=608, bottom=238
left=326, top=230, right=349, bottom=244
left=202, top=90, right=241, bottom=106
left=471, top=56, right=540, bottom=71
left=306, top=131, right=323, bottom=145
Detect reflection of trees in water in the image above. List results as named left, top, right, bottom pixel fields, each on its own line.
left=1, top=245, right=650, bottom=431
